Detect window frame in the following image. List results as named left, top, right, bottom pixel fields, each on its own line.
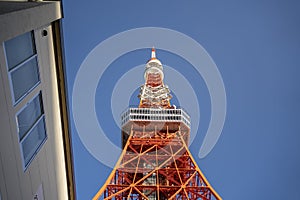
left=3, top=30, right=48, bottom=171
left=16, top=92, right=47, bottom=170
left=3, top=31, right=41, bottom=105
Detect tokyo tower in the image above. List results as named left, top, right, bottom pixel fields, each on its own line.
left=93, top=48, right=221, bottom=200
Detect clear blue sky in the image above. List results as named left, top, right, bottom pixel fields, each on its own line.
left=62, top=1, right=300, bottom=199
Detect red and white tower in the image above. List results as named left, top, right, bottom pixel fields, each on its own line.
left=93, top=48, right=221, bottom=200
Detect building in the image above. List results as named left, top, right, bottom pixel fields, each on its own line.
left=0, top=1, right=75, bottom=199
left=93, top=48, right=221, bottom=199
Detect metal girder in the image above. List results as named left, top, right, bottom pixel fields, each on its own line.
left=93, top=125, right=221, bottom=200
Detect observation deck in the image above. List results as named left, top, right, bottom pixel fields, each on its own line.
left=121, top=107, right=190, bottom=128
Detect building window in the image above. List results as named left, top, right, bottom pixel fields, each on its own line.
left=3, top=31, right=46, bottom=169
left=17, top=93, right=47, bottom=169
left=4, top=31, right=40, bottom=104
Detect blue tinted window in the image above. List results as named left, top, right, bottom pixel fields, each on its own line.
left=17, top=93, right=47, bottom=169
left=11, top=57, right=40, bottom=102
left=4, top=31, right=40, bottom=104
left=21, top=117, right=46, bottom=168
left=5, top=32, right=35, bottom=70
left=17, top=93, right=43, bottom=140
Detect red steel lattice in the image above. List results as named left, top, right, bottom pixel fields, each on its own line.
left=93, top=48, right=221, bottom=200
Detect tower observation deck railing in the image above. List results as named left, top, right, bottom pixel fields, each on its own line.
left=121, top=107, right=191, bottom=128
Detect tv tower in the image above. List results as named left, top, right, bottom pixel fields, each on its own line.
left=93, top=48, right=221, bottom=200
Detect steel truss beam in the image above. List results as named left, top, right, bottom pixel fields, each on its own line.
left=93, top=125, right=221, bottom=200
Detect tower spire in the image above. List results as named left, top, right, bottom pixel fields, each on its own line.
left=139, top=48, right=171, bottom=108
left=151, top=47, right=156, bottom=59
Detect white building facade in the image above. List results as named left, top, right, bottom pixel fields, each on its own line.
left=0, top=1, right=75, bottom=199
